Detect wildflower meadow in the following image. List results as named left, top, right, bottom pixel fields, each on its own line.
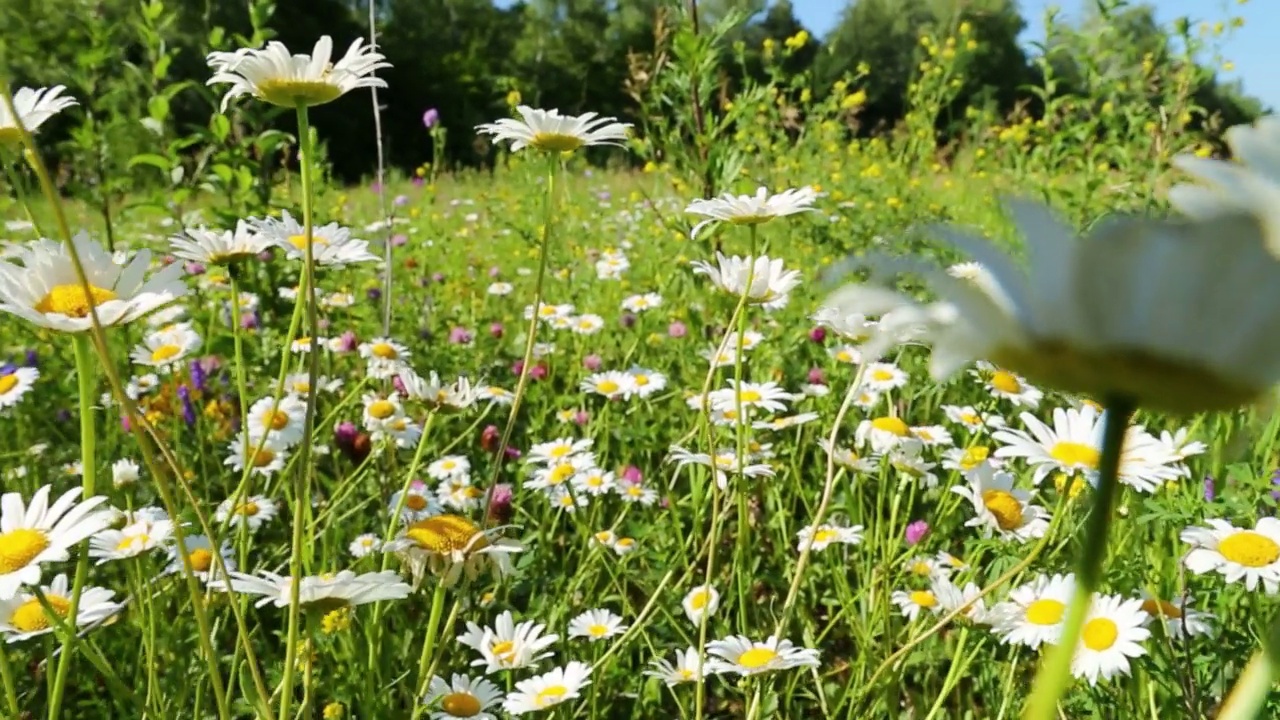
left=1, top=0, right=1280, bottom=718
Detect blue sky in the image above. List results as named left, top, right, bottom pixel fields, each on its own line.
left=792, top=0, right=1277, bottom=110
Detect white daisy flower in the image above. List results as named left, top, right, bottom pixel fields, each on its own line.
left=621, top=292, right=662, bottom=313
left=0, top=86, right=77, bottom=144
left=476, top=385, right=514, bottom=406
left=110, top=458, right=140, bottom=488
left=570, top=314, right=605, bottom=335
left=988, top=573, right=1076, bottom=649
left=487, top=282, right=513, bottom=296
left=682, top=585, right=720, bottom=626
left=348, top=533, right=383, bottom=559
left=89, top=519, right=173, bottom=563
left=130, top=323, right=202, bottom=373
left=388, top=515, right=522, bottom=586
left=209, top=570, right=410, bottom=608
left=910, top=424, right=954, bottom=448
left=973, top=362, right=1043, bottom=408
left=0, top=234, right=185, bottom=333
left=1069, top=594, right=1150, bottom=685
left=1139, top=593, right=1214, bottom=639
left=358, top=337, right=411, bottom=379
left=616, top=483, right=659, bottom=505
left=950, top=464, right=1050, bottom=542
left=684, top=186, right=817, bottom=238
left=167, top=534, right=235, bottom=581
left=795, top=522, right=864, bottom=552
left=0, top=485, right=112, bottom=599
left=626, top=367, right=667, bottom=398
left=477, top=106, right=630, bottom=153
left=644, top=646, right=705, bottom=686
left=252, top=210, right=379, bottom=267
left=1168, top=116, right=1280, bottom=225
left=223, top=433, right=289, bottom=477
left=427, top=455, right=472, bottom=480
left=704, top=635, right=820, bottom=676
left=690, top=252, right=801, bottom=310
left=933, top=577, right=988, bottom=624
left=425, top=673, right=503, bottom=720
left=361, top=393, right=405, bottom=431
left=245, top=395, right=308, bottom=448
left=580, top=370, right=636, bottom=400
left=457, top=610, right=560, bottom=673
left=0, top=574, right=120, bottom=643
left=389, top=484, right=442, bottom=522
left=213, top=495, right=278, bottom=532
left=862, top=362, right=908, bottom=391
left=206, top=36, right=390, bottom=111
left=502, top=661, right=591, bottom=714
left=1181, top=517, right=1280, bottom=593
left=568, top=608, right=628, bottom=641
left=572, top=468, right=616, bottom=496
left=854, top=415, right=913, bottom=453
left=707, top=379, right=793, bottom=415
left=0, top=368, right=38, bottom=408
left=891, top=588, right=941, bottom=621
left=435, top=477, right=486, bottom=512
left=168, top=221, right=273, bottom=265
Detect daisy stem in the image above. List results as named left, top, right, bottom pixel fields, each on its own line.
left=412, top=580, right=449, bottom=702
left=228, top=272, right=252, bottom=463
left=1023, top=397, right=1135, bottom=720
left=485, top=153, right=558, bottom=494
left=731, top=226, right=759, bottom=629
left=0, top=644, right=18, bottom=717
left=279, top=100, right=323, bottom=720
left=47, top=333, right=99, bottom=720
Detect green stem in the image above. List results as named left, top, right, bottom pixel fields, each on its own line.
left=47, top=334, right=100, bottom=720
left=409, top=582, right=449, bottom=719
left=486, top=154, right=558, bottom=494
left=731, top=227, right=759, bottom=630
left=0, top=643, right=18, bottom=717
left=279, top=101, right=322, bottom=720
left=1023, top=397, right=1136, bottom=720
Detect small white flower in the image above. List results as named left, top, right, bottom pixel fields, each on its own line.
left=477, top=106, right=630, bottom=153
left=684, top=186, right=817, bottom=238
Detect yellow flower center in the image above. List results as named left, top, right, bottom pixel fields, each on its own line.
left=440, top=692, right=483, bottom=717
left=404, top=514, right=482, bottom=554
left=1141, top=598, right=1183, bottom=619
left=910, top=560, right=932, bottom=577
left=258, top=79, right=344, bottom=108
left=1025, top=598, right=1065, bottom=626
left=530, top=132, right=585, bottom=153
left=835, top=350, right=854, bottom=363
left=535, top=684, right=569, bottom=706
left=549, top=446, right=570, bottom=458
left=959, top=412, right=980, bottom=425
left=370, top=342, right=397, bottom=359
left=689, top=591, right=710, bottom=610
left=250, top=449, right=276, bottom=468
left=368, top=400, right=396, bottom=419
left=188, top=548, right=214, bottom=573
left=261, top=409, right=290, bottom=431
left=910, top=591, right=937, bottom=608
left=150, top=344, right=182, bottom=362
left=36, top=284, right=118, bottom=318
left=634, top=374, right=650, bottom=386
left=871, top=369, right=895, bottom=382
left=737, top=647, right=778, bottom=669
left=990, top=370, right=1022, bottom=394
left=596, top=380, right=619, bottom=394
left=292, top=380, right=311, bottom=393
left=1219, top=531, right=1280, bottom=567
left=9, top=594, right=71, bottom=633
left=405, top=494, right=428, bottom=511
left=871, top=417, right=909, bottom=436
left=1049, top=441, right=1099, bottom=470
left=116, top=533, right=151, bottom=553
left=236, top=501, right=261, bottom=516
left=960, top=446, right=989, bottom=470
left=489, top=639, right=516, bottom=660
left=813, top=529, right=839, bottom=544
left=739, top=389, right=762, bottom=403
left=548, top=464, right=575, bottom=485
left=0, top=528, right=51, bottom=574
left=1081, top=617, right=1118, bottom=651
left=588, top=623, right=609, bottom=637
left=0, top=375, right=18, bottom=395
left=981, top=490, right=1024, bottom=531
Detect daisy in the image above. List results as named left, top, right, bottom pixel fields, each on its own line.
left=0, top=86, right=77, bottom=144
left=690, top=253, right=800, bottom=310
left=755, top=412, right=820, bottom=432
left=854, top=415, right=913, bottom=453
left=700, top=345, right=738, bottom=368
left=951, top=464, right=1050, bottom=542
left=425, top=674, right=503, bottom=720
left=1168, top=116, right=1280, bottom=227
left=487, top=282, right=513, bottom=296
left=817, top=439, right=879, bottom=473
left=580, top=371, right=636, bottom=400
left=891, top=588, right=941, bottom=621
left=245, top=395, right=308, bottom=447
left=436, top=477, right=487, bottom=512
left=973, top=362, right=1043, bottom=408
left=168, top=221, right=274, bottom=265
left=1070, top=594, right=1150, bottom=685
left=684, top=186, right=817, bottom=238
left=613, top=537, right=638, bottom=557
left=251, top=211, right=379, bottom=267
left=933, top=578, right=988, bottom=624
left=795, top=522, right=864, bottom=553
left=359, top=337, right=410, bottom=378
left=862, top=362, right=908, bottom=391
left=476, top=106, right=630, bottom=153
left=0, top=574, right=120, bottom=643
left=705, top=635, right=820, bottom=676
left=1139, top=593, right=1214, bottom=639
left=111, top=458, right=140, bottom=488
left=941, top=445, right=997, bottom=473
left=130, top=323, right=202, bottom=373
left=829, top=345, right=861, bottom=365
left=206, top=36, right=389, bottom=111
left=910, top=424, right=953, bottom=448
left=904, top=555, right=950, bottom=581
left=428, top=455, right=472, bottom=480
left=707, top=380, right=793, bottom=414
left=1182, top=518, right=1280, bottom=593
left=167, top=534, right=235, bottom=581
left=0, top=485, right=112, bottom=599
left=89, top=519, right=174, bottom=563
left=570, top=314, right=605, bottom=335
left=811, top=306, right=876, bottom=342
left=549, top=488, right=588, bottom=513
left=502, top=661, right=591, bottom=714
left=457, top=610, right=560, bottom=673
left=527, top=455, right=595, bottom=493
left=666, top=445, right=775, bottom=489
left=389, top=484, right=442, bottom=522
left=626, top=367, right=667, bottom=398
left=387, top=514, right=522, bottom=586
left=617, top=483, right=659, bottom=505
left=988, top=573, right=1076, bottom=648
left=568, top=608, right=628, bottom=641
left=644, top=646, right=704, bottom=686
left=682, top=585, right=719, bottom=626
left=942, top=404, right=1000, bottom=434
left=725, top=330, right=765, bottom=352
left=362, top=393, right=405, bottom=431
left=621, top=292, right=662, bottom=313
left=0, top=367, right=37, bottom=409
left=823, top=198, right=1280, bottom=414
left=224, top=433, right=289, bottom=477
left=476, top=385, right=514, bottom=406
left=213, top=495, right=278, bottom=531
left=0, top=234, right=185, bottom=332
left=209, top=570, right=410, bottom=608
left=376, top=416, right=423, bottom=449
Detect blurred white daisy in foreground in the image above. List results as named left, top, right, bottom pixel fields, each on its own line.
left=645, top=646, right=705, bottom=686
left=0, top=234, right=186, bottom=333
left=168, top=222, right=273, bottom=265
left=252, top=211, right=379, bottom=267
left=477, top=106, right=630, bottom=153
left=691, top=253, right=800, bottom=310
left=1181, top=518, right=1280, bottom=594
left=0, top=485, right=112, bottom=599
left=206, top=36, right=389, bottom=111
left=502, top=661, right=591, bottom=714
left=425, top=673, right=503, bottom=720
left=824, top=200, right=1280, bottom=414
left=568, top=608, right=628, bottom=641
left=705, top=635, right=820, bottom=676
left=0, top=574, right=120, bottom=643
left=1069, top=594, right=1150, bottom=685
left=684, top=186, right=817, bottom=238
left=209, top=569, right=410, bottom=609
left=1168, top=116, right=1280, bottom=229
left=457, top=611, right=559, bottom=673
left=0, top=86, right=77, bottom=144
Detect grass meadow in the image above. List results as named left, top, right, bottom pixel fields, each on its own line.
left=1, top=8, right=1279, bottom=720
